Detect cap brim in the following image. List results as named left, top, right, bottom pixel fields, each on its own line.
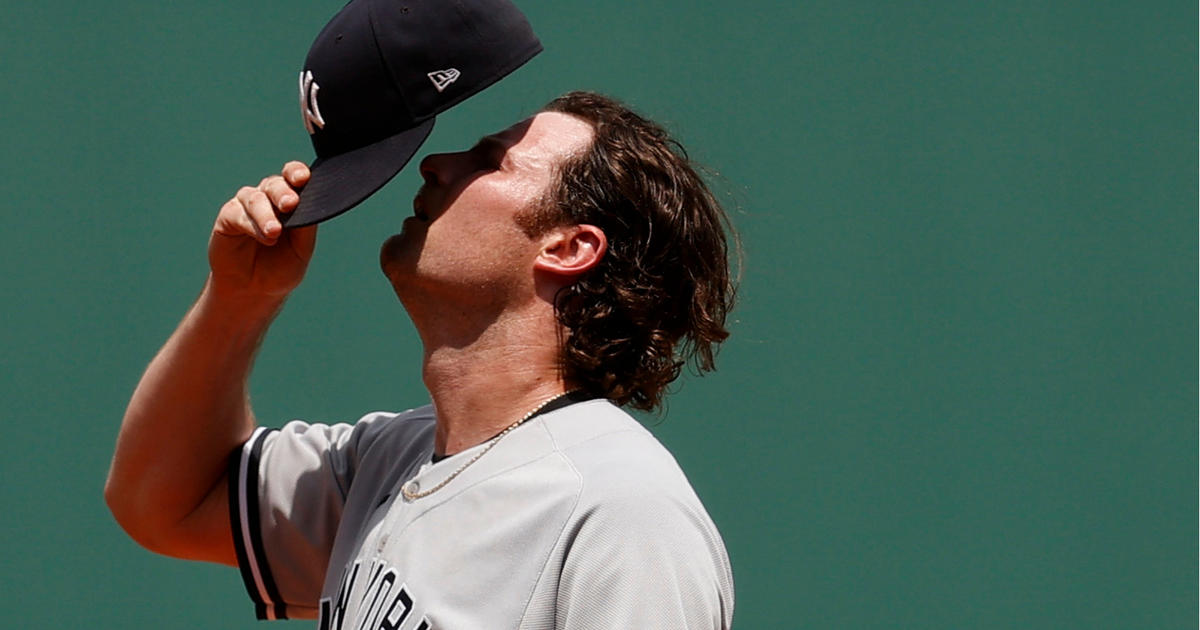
left=281, top=117, right=436, bottom=227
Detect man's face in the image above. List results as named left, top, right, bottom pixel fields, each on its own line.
left=379, top=111, right=594, bottom=307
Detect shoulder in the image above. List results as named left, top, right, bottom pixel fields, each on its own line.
left=540, top=402, right=735, bottom=626
left=537, top=399, right=661, bottom=461
left=268, top=405, right=435, bottom=450
left=259, top=406, right=437, bottom=482
left=540, top=400, right=696, bottom=499
left=537, top=400, right=719, bottom=535
left=351, top=405, right=437, bottom=451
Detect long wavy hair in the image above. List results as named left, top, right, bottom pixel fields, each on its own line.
left=517, top=92, right=737, bottom=412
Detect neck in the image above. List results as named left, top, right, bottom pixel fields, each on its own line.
left=415, top=303, right=570, bottom=456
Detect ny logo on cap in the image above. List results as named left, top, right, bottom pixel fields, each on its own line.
left=299, top=70, right=326, bottom=134
left=427, top=68, right=461, bottom=93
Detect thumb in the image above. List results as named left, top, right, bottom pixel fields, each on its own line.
left=285, top=224, right=319, bottom=261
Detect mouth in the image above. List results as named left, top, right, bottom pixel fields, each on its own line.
left=412, top=194, right=430, bottom=222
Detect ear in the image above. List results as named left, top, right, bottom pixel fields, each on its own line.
left=533, top=224, right=607, bottom=277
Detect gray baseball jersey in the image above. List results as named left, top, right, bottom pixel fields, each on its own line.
left=228, top=397, right=734, bottom=629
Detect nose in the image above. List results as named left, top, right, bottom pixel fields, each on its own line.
left=418, top=152, right=460, bottom=187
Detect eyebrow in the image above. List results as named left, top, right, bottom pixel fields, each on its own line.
left=470, top=135, right=511, bottom=165
left=472, top=135, right=509, bottom=153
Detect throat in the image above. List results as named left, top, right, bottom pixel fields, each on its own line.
left=416, top=298, right=568, bottom=456
left=427, top=370, right=573, bottom=457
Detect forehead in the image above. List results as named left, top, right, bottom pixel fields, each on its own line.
left=488, top=111, right=594, bottom=168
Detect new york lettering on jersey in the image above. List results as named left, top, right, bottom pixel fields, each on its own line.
left=319, top=558, right=431, bottom=630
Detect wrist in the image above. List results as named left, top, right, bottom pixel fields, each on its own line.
left=196, top=277, right=289, bottom=333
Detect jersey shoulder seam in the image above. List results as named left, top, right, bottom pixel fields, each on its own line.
left=511, top=423, right=586, bottom=626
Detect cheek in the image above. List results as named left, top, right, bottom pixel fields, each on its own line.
left=433, top=221, right=540, bottom=285
left=431, top=188, right=536, bottom=247
left=456, top=175, right=547, bottom=221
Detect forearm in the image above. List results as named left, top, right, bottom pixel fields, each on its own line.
left=105, top=277, right=284, bottom=555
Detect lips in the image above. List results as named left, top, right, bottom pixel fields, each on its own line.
left=412, top=194, right=430, bottom=222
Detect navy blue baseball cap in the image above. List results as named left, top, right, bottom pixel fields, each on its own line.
left=283, top=0, right=542, bottom=227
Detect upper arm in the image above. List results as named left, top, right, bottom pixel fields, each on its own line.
left=168, top=470, right=239, bottom=566
left=108, top=448, right=242, bottom=567
left=133, top=420, right=358, bottom=577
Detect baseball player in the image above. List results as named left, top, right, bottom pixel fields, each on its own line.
left=106, top=1, right=736, bottom=628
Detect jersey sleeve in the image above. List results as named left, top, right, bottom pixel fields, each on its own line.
left=227, top=420, right=362, bottom=621
left=553, top=492, right=736, bottom=629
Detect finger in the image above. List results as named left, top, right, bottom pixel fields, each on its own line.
left=215, top=196, right=269, bottom=244
left=282, top=161, right=311, bottom=188
left=214, top=197, right=247, bottom=236
left=235, top=186, right=282, bottom=243
left=260, top=175, right=299, bottom=214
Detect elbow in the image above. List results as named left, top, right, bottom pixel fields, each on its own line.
left=104, top=475, right=146, bottom=547
left=103, top=473, right=167, bottom=554
left=103, top=465, right=138, bottom=533
left=103, top=468, right=233, bottom=564
left=102, top=470, right=128, bottom=530
left=102, top=469, right=122, bottom=516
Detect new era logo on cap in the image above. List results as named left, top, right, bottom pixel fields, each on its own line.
left=427, top=68, right=461, bottom=93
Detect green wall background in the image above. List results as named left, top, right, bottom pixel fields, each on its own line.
left=1, top=1, right=1194, bottom=628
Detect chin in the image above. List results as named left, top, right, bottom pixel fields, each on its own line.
left=379, top=233, right=409, bottom=280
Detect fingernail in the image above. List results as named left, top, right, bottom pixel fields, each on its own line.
left=283, top=194, right=297, bottom=206
left=267, top=220, right=281, bottom=234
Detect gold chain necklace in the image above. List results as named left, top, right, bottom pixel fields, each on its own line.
left=401, top=391, right=575, bottom=501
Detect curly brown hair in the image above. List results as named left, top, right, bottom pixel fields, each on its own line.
left=517, top=92, right=737, bottom=412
